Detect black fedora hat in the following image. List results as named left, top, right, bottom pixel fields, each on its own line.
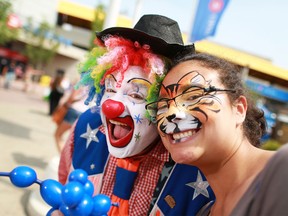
left=96, top=14, right=195, bottom=58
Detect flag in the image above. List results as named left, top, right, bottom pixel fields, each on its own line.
left=72, top=107, right=109, bottom=175
left=190, top=0, right=230, bottom=42
left=150, top=164, right=215, bottom=215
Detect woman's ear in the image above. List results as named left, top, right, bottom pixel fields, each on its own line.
left=234, top=95, right=247, bottom=125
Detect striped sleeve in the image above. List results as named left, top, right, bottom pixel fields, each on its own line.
left=58, top=122, right=76, bottom=184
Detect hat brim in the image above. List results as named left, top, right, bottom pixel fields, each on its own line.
left=96, top=27, right=194, bottom=59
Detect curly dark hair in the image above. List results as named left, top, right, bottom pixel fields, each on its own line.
left=173, top=52, right=266, bottom=147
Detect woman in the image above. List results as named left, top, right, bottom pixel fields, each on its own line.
left=54, top=86, right=87, bottom=153
left=146, top=52, right=288, bottom=215
left=49, top=73, right=65, bottom=115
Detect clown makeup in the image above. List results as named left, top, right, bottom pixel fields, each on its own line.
left=155, top=70, right=235, bottom=141
left=100, top=66, right=159, bottom=158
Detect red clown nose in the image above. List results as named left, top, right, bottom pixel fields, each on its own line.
left=102, top=99, right=125, bottom=119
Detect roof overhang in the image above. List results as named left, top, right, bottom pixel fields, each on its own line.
left=195, top=40, right=288, bottom=81
left=57, top=0, right=132, bottom=27
left=58, top=1, right=95, bottom=21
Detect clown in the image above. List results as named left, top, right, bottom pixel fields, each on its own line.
left=58, top=15, right=214, bottom=215
left=95, top=37, right=166, bottom=158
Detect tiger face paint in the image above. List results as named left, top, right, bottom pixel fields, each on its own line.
left=155, top=60, right=238, bottom=165
left=156, top=70, right=223, bottom=139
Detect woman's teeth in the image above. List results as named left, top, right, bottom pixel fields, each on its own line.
left=172, top=129, right=197, bottom=141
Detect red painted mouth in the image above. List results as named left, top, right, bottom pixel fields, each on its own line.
left=107, top=116, right=134, bottom=148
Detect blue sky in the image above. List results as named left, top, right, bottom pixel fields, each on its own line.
left=70, top=0, right=288, bottom=69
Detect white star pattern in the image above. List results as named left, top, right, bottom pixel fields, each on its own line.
left=90, top=163, right=95, bottom=170
left=160, top=165, right=173, bottom=181
left=80, top=123, right=100, bottom=149
left=186, top=170, right=210, bottom=200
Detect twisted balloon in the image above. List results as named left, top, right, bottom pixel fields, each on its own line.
left=0, top=166, right=112, bottom=216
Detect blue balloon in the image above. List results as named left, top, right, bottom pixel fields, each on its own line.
left=46, top=207, right=57, bottom=216
left=59, top=204, right=70, bottom=216
left=40, top=179, right=63, bottom=208
left=68, top=169, right=88, bottom=184
left=62, top=181, right=85, bottom=208
left=69, top=194, right=93, bottom=216
left=9, top=166, right=37, bottom=188
left=92, top=194, right=111, bottom=216
left=83, top=180, right=94, bottom=197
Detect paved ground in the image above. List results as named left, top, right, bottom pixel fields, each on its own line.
left=0, top=81, right=59, bottom=216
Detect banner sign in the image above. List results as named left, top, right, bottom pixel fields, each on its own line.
left=190, top=0, right=230, bottom=42
left=246, top=79, right=288, bottom=103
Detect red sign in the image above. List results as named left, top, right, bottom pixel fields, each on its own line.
left=7, top=14, right=22, bottom=29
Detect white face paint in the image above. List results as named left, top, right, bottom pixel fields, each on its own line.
left=100, top=66, right=159, bottom=158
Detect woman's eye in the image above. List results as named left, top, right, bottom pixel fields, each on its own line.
left=187, top=95, right=202, bottom=101
left=157, top=104, right=168, bottom=115
left=106, top=88, right=116, bottom=93
left=157, top=101, right=168, bottom=111
left=182, top=91, right=204, bottom=101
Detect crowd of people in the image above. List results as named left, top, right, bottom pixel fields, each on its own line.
left=0, top=61, right=46, bottom=92
left=0, top=59, right=23, bottom=89
left=0, top=60, right=88, bottom=153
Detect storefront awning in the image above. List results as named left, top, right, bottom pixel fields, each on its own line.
left=0, top=47, right=28, bottom=62
left=57, top=0, right=132, bottom=27
left=195, top=40, right=288, bottom=81
left=58, top=1, right=94, bottom=21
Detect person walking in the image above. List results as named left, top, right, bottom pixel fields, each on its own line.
left=48, top=70, right=65, bottom=115
left=54, top=86, right=88, bottom=153
left=3, top=60, right=17, bottom=89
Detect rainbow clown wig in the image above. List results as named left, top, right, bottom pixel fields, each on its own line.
left=76, top=36, right=172, bottom=121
